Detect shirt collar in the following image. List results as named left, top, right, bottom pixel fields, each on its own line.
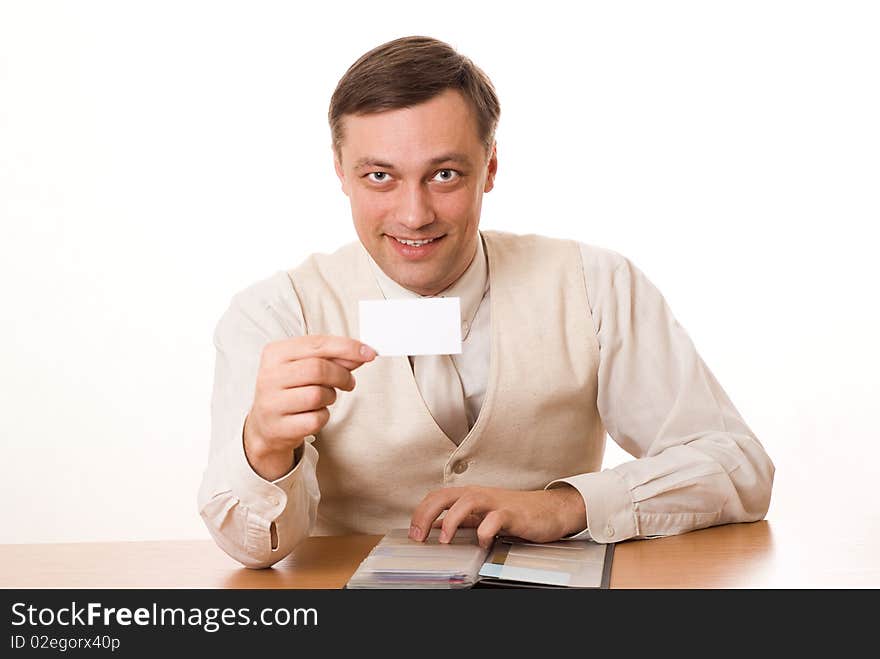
left=364, top=232, right=489, bottom=341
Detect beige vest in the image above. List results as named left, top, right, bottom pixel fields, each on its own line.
left=289, top=230, right=606, bottom=535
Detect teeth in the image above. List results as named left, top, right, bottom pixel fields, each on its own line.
left=393, top=237, right=437, bottom=247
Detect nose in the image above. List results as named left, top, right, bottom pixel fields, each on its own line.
left=396, top=181, right=436, bottom=230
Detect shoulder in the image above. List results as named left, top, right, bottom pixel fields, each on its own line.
left=483, top=230, right=634, bottom=275
left=572, top=242, right=673, bottom=330
left=574, top=241, right=631, bottom=278
left=216, top=240, right=363, bottom=342
left=214, top=270, right=303, bottom=345
left=288, top=240, right=363, bottom=280
left=482, top=229, right=579, bottom=252
left=228, top=270, right=298, bottom=319
left=236, top=240, right=361, bottom=306
left=481, top=230, right=589, bottom=272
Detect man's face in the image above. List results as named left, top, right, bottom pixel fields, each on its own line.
left=334, top=88, right=497, bottom=296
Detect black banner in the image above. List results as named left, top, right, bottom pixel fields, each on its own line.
left=1, top=588, right=868, bottom=654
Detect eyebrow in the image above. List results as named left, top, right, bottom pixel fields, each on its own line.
left=353, top=152, right=472, bottom=171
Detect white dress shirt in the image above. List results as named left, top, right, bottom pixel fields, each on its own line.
left=199, top=232, right=774, bottom=565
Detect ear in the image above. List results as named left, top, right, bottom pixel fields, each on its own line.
left=333, top=151, right=349, bottom=196
left=483, top=142, right=498, bottom=193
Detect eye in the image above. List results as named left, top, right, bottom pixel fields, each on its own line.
left=365, top=172, right=391, bottom=183
left=433, top=169, right=460, bottom=182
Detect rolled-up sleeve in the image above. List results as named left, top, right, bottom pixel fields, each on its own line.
left=549, top=244, right=775, bottom=543
left=197, top=271, right=320, bottom=568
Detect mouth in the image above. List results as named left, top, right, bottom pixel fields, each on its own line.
left=385, top=233, right=446, bottom=259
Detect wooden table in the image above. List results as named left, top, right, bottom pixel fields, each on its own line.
left=2, top=518, right=877, bottom=588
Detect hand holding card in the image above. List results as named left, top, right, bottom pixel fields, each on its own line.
left=242, top=335, right=378, bottom=481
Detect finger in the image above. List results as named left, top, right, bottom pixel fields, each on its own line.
left=275, top=385, right=337, bottom=414
left=408, top=488, right=466, bottom=542
left=431, top=513, right=483, bottom=529
left=329, top=357, right=363, bottom=371
left=274, top=407, right=330, bottom=442
left=269, top=335, right=377, bottom=368
left=439, top=493, right=490, bottom=544
left=279, top=358, right=357, bottom=391
left=476, top=510, right=507, bottom=549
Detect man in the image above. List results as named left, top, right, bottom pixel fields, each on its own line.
left=198, top=35, right=774, bottom=569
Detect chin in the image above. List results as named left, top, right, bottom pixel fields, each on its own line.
left=398, top=271, right=434, bottom=291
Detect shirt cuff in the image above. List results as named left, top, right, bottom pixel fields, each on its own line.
left=225, top=425, right=310, bottom=521
left=547, top=469, right=638, bottom=543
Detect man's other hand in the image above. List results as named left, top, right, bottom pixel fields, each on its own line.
left=408, top=485, right=587, bottom=549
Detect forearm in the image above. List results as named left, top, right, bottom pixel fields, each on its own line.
left=631, top=431, right=775, bottom=531
left=555, top=430, right=775, bottom=543
left=544, top=483, right=588, bottom=538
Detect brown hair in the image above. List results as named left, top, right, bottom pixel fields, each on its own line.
left=328, top=36, right=500, bottom=164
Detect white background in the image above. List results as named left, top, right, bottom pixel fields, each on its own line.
left=1, top=1, right=878, bottom=544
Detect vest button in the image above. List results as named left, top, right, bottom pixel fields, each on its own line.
left=452, top=461, right=468, bottom=475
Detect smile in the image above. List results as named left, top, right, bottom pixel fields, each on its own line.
left=386, top=234, right=446, bottom=260
left=392, top=236, right=441, bottom=246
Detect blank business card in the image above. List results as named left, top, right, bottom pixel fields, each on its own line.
left=358, top=297, right=462, bottom=356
